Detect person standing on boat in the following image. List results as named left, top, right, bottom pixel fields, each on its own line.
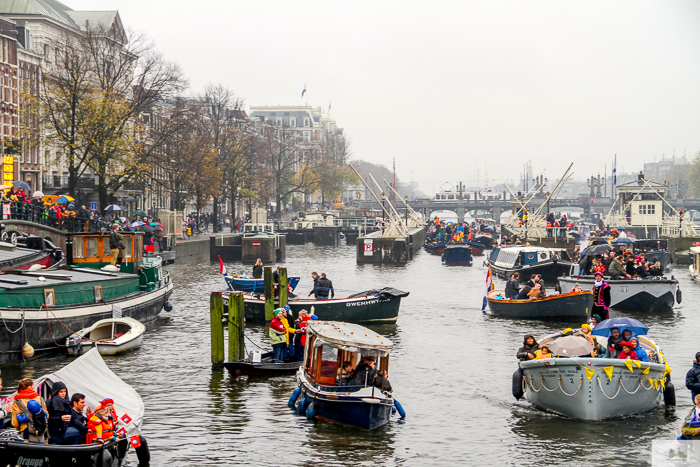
left=317, top=273, right=334, bottom=300
left=252, top=258, right=263, bottom=279
left=269, top=309, right=288, bottom=361
left=517, top=335, right=539, bottom=361
left=686, top=353, right=700, bottom=403
left=109, top=224, right=120, bottom=267
left=505, top=273, right=520, bottom=299
left=308, top=272, right=321, bottom=299
left=592, top=272, right=611, bottom=320
left=279, top=306, right=295, bottom=360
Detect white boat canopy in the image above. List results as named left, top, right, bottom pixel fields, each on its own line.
left=32, top=348, right=144, bottom=437
left=308, top=321, right=394, bottom=357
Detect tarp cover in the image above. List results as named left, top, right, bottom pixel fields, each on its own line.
left=347, top=287, right=410, bottom=299
left=308, top=321, right=394, bottom=356
left=33, top=348, right=144, bottom=437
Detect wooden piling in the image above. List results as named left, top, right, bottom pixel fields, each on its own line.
left=210, top=291, right=224, bottom=368
left=264, top=266, right=274, bottom=321
left=279, top=267, right=288, bottom=309
left=228, top=292, right=245, bottom=362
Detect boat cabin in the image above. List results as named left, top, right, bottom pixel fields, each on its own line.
left=303, top=321, right=394, bottom=389
left=68, top=232, right=143, bottom=274
left=489, top=246, right=571, bottom=268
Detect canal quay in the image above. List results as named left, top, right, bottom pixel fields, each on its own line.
left=2, top=241, right=698, bottom=466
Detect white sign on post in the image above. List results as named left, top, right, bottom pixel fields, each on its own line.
left=363, top=239, right=373, bottom=256
left=2, top=203, right=10, bottom=219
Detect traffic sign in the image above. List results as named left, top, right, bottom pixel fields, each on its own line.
left=363, top=239, right=373, bottom=256
left=90, top=202, right=97, bottom=210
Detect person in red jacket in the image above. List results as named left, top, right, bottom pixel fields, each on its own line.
left=269, top=310, right=287, bottom=361
left=618, top=342, right=639, bottom=360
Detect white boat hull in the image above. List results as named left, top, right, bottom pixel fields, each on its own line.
left=520, top=358, right=666, bottom=420
left=66, top=317, right=146, bottom=356
left=558, top=276, right=677, bottom=311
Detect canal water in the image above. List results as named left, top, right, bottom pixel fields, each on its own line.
left=2, top=243, right=698, bottom=466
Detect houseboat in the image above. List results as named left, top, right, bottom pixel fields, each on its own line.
left=0, top=231, right=173, bottom=364
left=487, top=245, right=572, bottom=284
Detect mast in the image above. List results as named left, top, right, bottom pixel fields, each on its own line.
left=393, top=157, right=396, bottom=209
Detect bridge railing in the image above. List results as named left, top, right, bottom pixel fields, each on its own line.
left=1, top=202, right=111, bottom=233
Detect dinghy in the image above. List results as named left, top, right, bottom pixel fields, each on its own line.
left=66, top=317, right=146, bottom=355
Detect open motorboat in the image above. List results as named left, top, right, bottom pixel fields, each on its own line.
left=225, top=350, right=302, bottom=377
left=487, top=290, right=592, bottom=321
left=0, top=348, right=150, bottom=466
left=225, top=274, right=301, bottom=293
left=289, top=321, right=405, bottom=430
left=66, top=317, right=145, bottom=356
left=513, top=324, right=675, bottom=420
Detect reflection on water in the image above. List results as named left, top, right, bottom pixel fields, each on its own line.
left=0, top=243, right=698, bottom=465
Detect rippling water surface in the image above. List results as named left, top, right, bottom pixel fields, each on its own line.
left=2, top=243, right=697, bottom=466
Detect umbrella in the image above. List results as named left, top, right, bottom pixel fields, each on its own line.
left=153, top=226, right=164, bottom=231
left=32, top=191, right=44, bottom=198
left=55, top=195, right=75, bottom=204
left=581, top=244, right=614, bottom=257
left=141, top=225, right=153, bottom=233
left=587, top=237, right=609, bottom=245
left=0, top=184, right=11, bottom=190
left=135, top=210, right=147, bottom=216
left=549, top=335, right=594, bottom=357
left=105, top=205, right=124, bottom=211
left=131, top=221, right=146, bottom=227
left=612, top=237, right=635, bottom=244
left=12, top=181, right=30, bottom=190
left=149, top=222, right=163, bottom=228
left=591, top=318, right=649, bottom=337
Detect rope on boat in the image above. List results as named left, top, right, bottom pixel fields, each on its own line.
left=525, top=375, right=583, bottom=396
left=1, top=308, right=24, bottom=333
left=558, top=376, right=583, bottom=397
left=596, top=375, right=623, bottom=400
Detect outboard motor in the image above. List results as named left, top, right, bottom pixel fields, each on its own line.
left=68, top=335, right=82, bottom=355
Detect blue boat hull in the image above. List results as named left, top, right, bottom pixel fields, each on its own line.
left=442, top=245, right=473, bottom=266
left=225, top=276, right=300, bottom=292
left=298, top=387, right=393, bottom=430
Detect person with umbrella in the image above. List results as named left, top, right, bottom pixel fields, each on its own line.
left=592, top=271, right=611, bottom=320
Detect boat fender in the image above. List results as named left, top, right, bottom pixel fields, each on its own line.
left=288, top=388, right=301, bottom=408
left=164, top=301, right=174, bottom=312
left=297, top=396, right=310, bottom=414
left=676, top=288, right=682, bottom=304
left=306, top=402, right=316, bottom=419
left=394, top=399, right=406, bottom=418
left=513, top=368, right=524, bottom=400
left=135, top=436, right=151, bottom=464
left=664, top=381, right=676, bottom=407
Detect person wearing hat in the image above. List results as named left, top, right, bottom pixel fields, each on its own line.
left=618, top=342, right=639, bottom=360
left=293, top=309, right=311, bottom=361
left=269, top=309, right=288, bottom=361
left=592, top=271, right=611, bottom=320
left=629, top=337, right=648, bottom=362
left=279, top=305, right=295, bottom=360
left=590, top=314, right=602, bottom=327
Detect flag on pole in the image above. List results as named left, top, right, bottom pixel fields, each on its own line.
left=218, top=255, right=227, bottom=276
left=328, top=102, right=331, bottom=112
left=482, top=266, right=493, bottom=313
left=613, top=154, right=617, bottom=186
left=301, top=84, right=306, bottom=98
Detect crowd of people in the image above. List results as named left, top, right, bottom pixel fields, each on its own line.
left=0, top=375, right=122, bottom=445
left=578, top=248, right=664, bottom=279
left=426, top=217, right=494, bottom=245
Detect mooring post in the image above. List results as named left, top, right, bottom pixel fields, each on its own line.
left=279, top=267, right=288, bottom=309
left=228, top=292, right=246, bottom=362
left=210, top=291, right=224, bottom=369
left=264, top=266, right=274, bottom=321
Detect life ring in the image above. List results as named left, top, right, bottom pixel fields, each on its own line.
left=377, top=220, right=387, bottom=229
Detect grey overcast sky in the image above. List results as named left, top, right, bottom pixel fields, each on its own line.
left=70, top=0, right=700, bottom=194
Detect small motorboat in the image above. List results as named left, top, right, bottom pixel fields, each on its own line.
left=465, top=241, right=486, bottom=256
left=289, top=321, right=405, bottom=430
left=473, top=233, right=495, bottom=249
left=442, top=244, right=472, bottom=266
left=1, top=348, right=150, bottom=466
left=424, top=242, right=447, bottom=255
left=513, top=324, right=675, bottom=420
left=487, top=290, right=593, bottom=321
left=66, top=317, right=145, bottom=355
left=225, top=351, right=302, bottom=377
left=225, top=274, right=301, bottom=293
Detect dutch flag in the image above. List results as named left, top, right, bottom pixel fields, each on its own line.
left=219, top=255, right=227, bottom=276
left=301, top=84, right=306, bottom=98
left=482, top=266, right=493, bottom=313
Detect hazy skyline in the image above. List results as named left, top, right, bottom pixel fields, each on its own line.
left=70, top=0, right=700, bottom=194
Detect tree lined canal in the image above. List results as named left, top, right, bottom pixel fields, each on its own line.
left=2, top=243, right=697, bottom=465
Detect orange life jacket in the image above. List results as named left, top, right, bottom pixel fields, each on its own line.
left=87, top=413, right=115, bottom=443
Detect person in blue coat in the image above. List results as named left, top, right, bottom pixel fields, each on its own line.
left=686, top=353, right=700, bottom=403
left=629, top=337, right=648, bottom=362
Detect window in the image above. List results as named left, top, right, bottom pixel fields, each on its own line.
left=289, top=117, right=296, bottom=127
left=639, top=204, right=656, bottom=215
left=276, top=117, right=283, bottom=126
left=44, top=289, right=55, bottom=306
left=303, top=117, right=310, bottom=127
left=73, top=238, right=84, bottom=258
left=86, top=237, right=98, bottom=257
left=303, top=131, right=310, bottom=142
left=94, top=286, right=103, bottom=302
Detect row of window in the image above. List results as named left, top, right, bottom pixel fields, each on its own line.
left=638, top=204, right=657, bottom=215
left=275, top=116, right=311, bottom=128
left=43, top=285, right=104, bottom=306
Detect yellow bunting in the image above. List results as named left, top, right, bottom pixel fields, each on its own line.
left=584, top=367, right=596, bottom=380
left=633, top=360, right=642, bottom=369
left=604, top=366, right=615, bottom=381
left=659, top=378, right=666, bottom=390
left=624, top=359, right=634, bottom=372
left=641, top=365, right=651, bottom=375
left=664, top=364, right=673, bottom=376
left=648, top=377, right=656, bottom=387
left=653, top=379, right=659, bottom=390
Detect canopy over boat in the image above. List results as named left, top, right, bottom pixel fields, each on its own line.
left=307, top=321, right=394, bottom=356
left=32, top=348, right=144, bottom=437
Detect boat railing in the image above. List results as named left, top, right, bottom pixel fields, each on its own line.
left=0, top=202, right=112, bottom=233
left=309, top=380, right=374, bottom=394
